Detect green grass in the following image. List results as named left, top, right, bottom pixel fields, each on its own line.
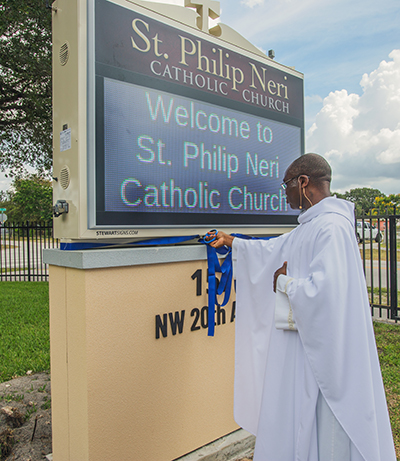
left=374, top=322, right=400, bottom=457
left=0, top=267, right=29, bottom=274
left=360, top=247, right=400, bottom=260
left=0, top=282, right=50, bottom=382
left=367, top=287, right=400, bottom=309
left=0, top=283, right=399, bottom=457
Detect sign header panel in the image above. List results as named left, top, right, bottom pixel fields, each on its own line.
left=96, top=0, right=303, bottom=120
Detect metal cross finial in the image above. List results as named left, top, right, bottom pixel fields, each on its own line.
left=185, top=0, right=221, bottom=32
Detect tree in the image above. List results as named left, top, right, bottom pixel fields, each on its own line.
left=0, top=0, right=52, bottom=176
left=332, top=191, right=346, bottom=200
left=340, top=188, right=385, bottom=215
left=0, top=175, right=53, bottom=222
left=0, top=189, right=13, bottom=222
left=374, top=194, right=400, bottom=214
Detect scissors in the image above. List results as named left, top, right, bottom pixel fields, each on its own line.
left=204, top=229, right=218, bottom=243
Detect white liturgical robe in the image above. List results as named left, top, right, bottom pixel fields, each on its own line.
left=232, top=197, right=396, bottom=461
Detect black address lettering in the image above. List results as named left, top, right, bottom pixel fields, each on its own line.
left=169, top=310, right=185, bottom=335
left=155, top=313, right=168, bottom=339
left=191, top=269, right=202, bottom=296
left=230, top=301, right=236, bottom=322
left=155, top=310, right=185, bottom=339
left=200, top=305, right=208, bottom=329
left=190, top=308, right=201, bottom=331
left=217, top=305, right=226, bottom=325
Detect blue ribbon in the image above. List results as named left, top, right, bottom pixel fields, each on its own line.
left=199, top=232, right=274, bottom=336
left=60, top=234, right=199, bottom=251
left=202, top=243, right=232, bottom=336
left=60, top=232, right=274, bottom=336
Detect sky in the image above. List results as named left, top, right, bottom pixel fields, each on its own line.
left=219, top=0, right=400, bottom=194
left=1, top=0, right=399, bottom=194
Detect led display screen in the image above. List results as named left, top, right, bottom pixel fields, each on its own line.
left=93, top=0, right=304, bottom=227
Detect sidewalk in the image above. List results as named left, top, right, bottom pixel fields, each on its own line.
left=175, top=429, right=255, bottom=461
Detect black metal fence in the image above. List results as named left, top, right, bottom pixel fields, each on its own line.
left=356, top=211, right=399, bottom=323
left=0, top=218, right=399, bottom=323
left=0, top=222, right=59, bottom=281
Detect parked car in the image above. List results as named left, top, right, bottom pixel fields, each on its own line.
left=356, top=221, right=383, bottom=244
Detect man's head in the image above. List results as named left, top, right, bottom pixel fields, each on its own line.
left=283, top=153, right=332, bottom=210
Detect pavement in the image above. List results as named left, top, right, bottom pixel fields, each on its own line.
left=175, top=429, right=255, bottom=461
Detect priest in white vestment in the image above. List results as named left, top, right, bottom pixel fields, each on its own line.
left=206, top=154, right=396, bottom=461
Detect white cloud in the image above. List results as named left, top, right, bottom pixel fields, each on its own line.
left=0, top=164, right=40, bottom=193
left=0, top=172, right=12, bottom=192
left=306, top=50, right=400, bottom=194
left=376, top=125, right=400, bottom=164
left=240, top=0, right=265, bottom=7
left=356, top=50, right=400, bottom=132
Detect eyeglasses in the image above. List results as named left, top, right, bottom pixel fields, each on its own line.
left=280, top=176, right=299, bottom=190
left=280, top=175, right=310, bottom=190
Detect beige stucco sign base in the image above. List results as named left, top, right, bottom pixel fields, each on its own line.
left=44, top=245, right=238, bottom=461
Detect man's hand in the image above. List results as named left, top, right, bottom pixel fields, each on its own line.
left=204, top=230, right=235, bottom=248
left=273, top=261, right=287, bottom=292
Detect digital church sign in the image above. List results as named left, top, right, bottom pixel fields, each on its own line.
left=92, top=0, right=304, bottom=228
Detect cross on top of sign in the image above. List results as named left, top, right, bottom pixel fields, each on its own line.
left=185, top=0, right=221, bottom=32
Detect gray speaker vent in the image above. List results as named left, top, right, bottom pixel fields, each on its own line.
left=59, top=42, right=70, bottom=66
left=60, top=165, right=70, bottom=190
